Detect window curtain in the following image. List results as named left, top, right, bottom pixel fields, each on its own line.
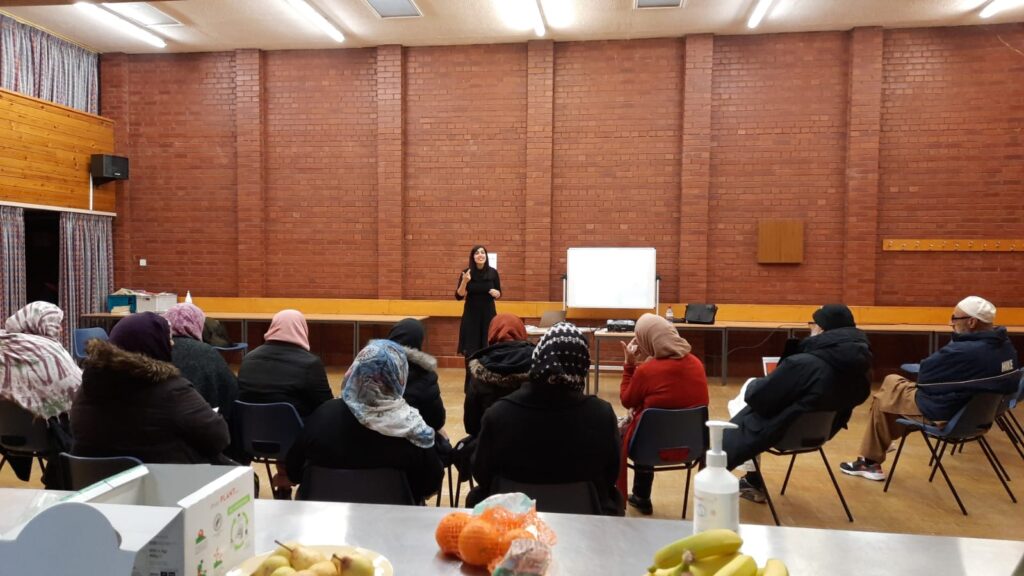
left=59, top=212, right=112, bottom=350
left=0, top=15, right=98, bottom=114
left=0, top=205, right=27, bottom=321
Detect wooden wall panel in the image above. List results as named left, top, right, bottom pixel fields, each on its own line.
left=0, top=88, right=115, bottom=212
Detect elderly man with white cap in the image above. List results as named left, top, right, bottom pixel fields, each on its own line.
left=841, top=296, right=1019, bottom=481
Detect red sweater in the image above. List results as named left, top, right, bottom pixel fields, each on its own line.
left=617, top=354, right=709, bottom=497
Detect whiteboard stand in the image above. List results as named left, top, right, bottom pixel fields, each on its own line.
left=654, top=275, right=660, bottom=316
left=562, top=274, right=567, bottom=312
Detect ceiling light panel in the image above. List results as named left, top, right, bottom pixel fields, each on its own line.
left=364, top=0, right=421, bottom=18
left=102, top=2, right=181, bottom=27
left=636, top=0, right=682, bottom=8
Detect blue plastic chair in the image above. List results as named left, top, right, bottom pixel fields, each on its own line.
left=626, top=406, right=709, bottom=519
left=73, top=327, right=109, bottom=360
left=59, top=453, right=144, bottom=490
left=298, top=466, right=417, bottom=505
left=492, top=477, right=603, bottom=515
left=883, top=391, right=1012, bottom=515
left=751, top=411, right=852, bottom=526
left=0, top=400, right=51, bottom=479
left=994, top=371, right=1024, bottom=463
left=232, top=401, right=304, bottom=498
left=213, top=342, right=248, bottom=355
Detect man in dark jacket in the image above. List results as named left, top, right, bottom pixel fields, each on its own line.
left=724, top=304, right=873, bottom=503
left=841, top=296, right=1019, bottom=481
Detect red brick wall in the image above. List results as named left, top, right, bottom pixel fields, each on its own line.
left=877, top=25, right=1024, bottom=307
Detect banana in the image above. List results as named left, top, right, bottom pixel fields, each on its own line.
left=712, top=554, right=756, bottom=576
left=649, top=564, right=689, bottom=576
left=652, top=530, right=744, bottom=569
left=760, top=558, right=788, bottom=576
left=689, top=553, right=741, bottom=576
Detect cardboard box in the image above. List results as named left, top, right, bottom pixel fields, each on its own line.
left=54, top=464, right=255, bottom=576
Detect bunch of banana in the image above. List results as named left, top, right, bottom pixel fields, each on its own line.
left=645, top=530, right=788, bottom=576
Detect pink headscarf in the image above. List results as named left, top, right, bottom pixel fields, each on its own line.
left=5, top=301, right=63, bottom=341
left=633, top=313, right=692, bottom=361
left=265, top=309, right=310, bottom=351
left=164, top=303, right=205, bottom=341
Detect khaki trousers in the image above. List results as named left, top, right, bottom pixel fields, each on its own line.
left=859, top=374, right=923, bottom=464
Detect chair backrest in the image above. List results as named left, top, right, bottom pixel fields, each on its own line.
left=73, top=327, right=109, bottom=360
left=539, top=310, right=566, bottom=328
left=491, top=477, right=603, bottom=515
left=771, top=411, right=837, bottom=454
left=936, top=392, right=1004, bottom=441
left=297, top=466, right=417, bottom=505
left=60, top=453, right=144, bottom=490
left=627, top=406, right=709, bottom=467
left=232, top=401, right=304, bottom=460
left=0, top=400, right=50, bottom=455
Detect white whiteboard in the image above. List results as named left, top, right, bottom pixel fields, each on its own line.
left=566, top=247, right=657, bottom=309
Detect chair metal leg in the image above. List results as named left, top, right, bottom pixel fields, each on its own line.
left=0, top=455, right=6, bottom=473
left=818, top=448, right=853, bottom=522
left=920, top=432, right=968, bottom=516
left=682, top=467, right=692, bottom=520
left=752, top=458, right=780, bottom=526
left=1009, top=411, right=1024, bottom=441
left=928, top=440, right=948, bottom=483
left=997, top=415, right=1024, bottom=462
left=780, top=454, right=797, bottom=495
left=447, top=465, right=456, bottom=507
left=883, top=434, right=909, bottom=493
left=978, top=436, right=1017, bottom=503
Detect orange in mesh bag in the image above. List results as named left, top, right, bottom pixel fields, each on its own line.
left=457, top=518, right=504, bottom=567
left=435, top=512, right=473, bottom=557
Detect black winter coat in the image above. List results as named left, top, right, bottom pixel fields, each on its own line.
left=237, top=341, right=332, bottom=419
left=71, top=340, right=230, bottom=464
left=464, top=340, right=534, bottom=436
left=171, top=336, right=239, bottom=421
left=284, top=398, right=444, bottom=504
left=916, top=327, right=1019, bottom=420
left=400, top=346, right=446, bottom=431
left=468, top=382, right=623, bottom=516
left=723, top=327, right=873, bottom=469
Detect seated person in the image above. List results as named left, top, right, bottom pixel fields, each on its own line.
left=285, top=339, right=443, bottom=504
left=0, top=301, right=81, bottom=485
left=386, top=318, right=446, bottom=431
left=724, top=304, right=872, bottom=503
left=164, top=303, right=238, bottom=420
left=71, top=312, right=230, bottom=464
left=467, top=322, right=623, bottom=516
left=619, top=313, right=709, bottom=515
left=464, top=313, right=534, bottom=438
left=841, top=296, right=1019, bottom=481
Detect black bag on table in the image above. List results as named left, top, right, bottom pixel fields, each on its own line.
left=684, top=303, right=718, bottom=324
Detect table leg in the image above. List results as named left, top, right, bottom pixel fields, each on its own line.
left=721, top=328, right=728, bottom=386
left=353, top=322, right=361, bottom=361
left=240, top=320, right=248, bottom=345
left=594, top=335, right=601, bottom=396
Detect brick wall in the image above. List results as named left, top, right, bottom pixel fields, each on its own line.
left=100, top=24, right=1024, bottom=366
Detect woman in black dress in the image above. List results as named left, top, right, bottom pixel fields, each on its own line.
left=455, top=245, right=501, bottom=362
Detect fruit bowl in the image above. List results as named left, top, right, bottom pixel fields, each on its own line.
left=226, top=544, right=393, bottom=576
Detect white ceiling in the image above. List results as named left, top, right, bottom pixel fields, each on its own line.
left=2, top=0, right=1023, bottom=55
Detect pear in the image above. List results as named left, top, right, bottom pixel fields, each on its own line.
left=254, top=555, right=290, bottom=576
left=268, top=567, right=298, bottom=576
left=271, top=541, right=299, bottom=562
left=333, top=553, right=374, bottom=576
left=294, top=572, right=317, bottom=576
left=308, top=560, right=339, bottom=576
left=291, top=546, right=328, bottom=571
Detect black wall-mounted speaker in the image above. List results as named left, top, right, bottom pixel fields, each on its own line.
left=90, top=154, right=129, bottom=184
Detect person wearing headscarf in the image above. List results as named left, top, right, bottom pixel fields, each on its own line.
left=467, top=323, right=623, bottom=515
left=724, top=304, right=872, bottom=504
left=464, top=313, right=534, bottom=437
left=164, top=303, right=238, bottom=420
left=70, top=312, right=230, bottom=464
left=0, top=301, right=81, bottom=484
left=617, top=313, right=709, bottom=515
left=386, top=318, right=445, bottom=431
left=285, top=339, right=443, bottom=504
left=237, top=309, right=332, bottom=418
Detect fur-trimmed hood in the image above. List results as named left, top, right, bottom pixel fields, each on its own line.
left=468, top=340, right=534, bottom=391
left=83, top=339, right=180, bottom=390
left=401, top=346, right=438, bottom=373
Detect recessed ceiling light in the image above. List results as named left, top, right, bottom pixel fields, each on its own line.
left=74, top=2, right=166, bottom=48
left=494, top=0, right=545, bottom=37
left=980, top=0, right=1024, bottom=18
left=282, top=0, right=345, bottom=43
left=102, top=2, right=181, bottom=28
left=636, top=0, right=682, bottom=8
left=747, top=0, right=774, bottom=28
left=364, top=0, right=421, bottom=18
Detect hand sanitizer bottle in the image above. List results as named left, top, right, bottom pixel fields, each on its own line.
left=666, top=306, right=674, bottom=321
left=693, top=420, right=740, bottom=534
left=185, top=290, right=193, bottom=304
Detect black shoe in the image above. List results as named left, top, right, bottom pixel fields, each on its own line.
left=738, top=477, right=766, bottom=504
left=627, top=494, right=653, bottom=515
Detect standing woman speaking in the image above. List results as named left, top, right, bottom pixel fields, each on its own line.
left=456, top=245, right=501, bottom=385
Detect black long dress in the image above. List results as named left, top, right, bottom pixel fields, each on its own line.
left=455, top=267, right=501, bottom=357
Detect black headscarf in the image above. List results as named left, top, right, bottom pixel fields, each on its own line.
left=109, top=312, right=173, bottom=362
left=467, top=245, right=492, bottom=280
left=387, top=318, right=425, bottom=350
left=812, top=304, right=857, bottom=331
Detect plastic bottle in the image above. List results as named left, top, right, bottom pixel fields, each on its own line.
left=693, top=420, right=740, bottom=534
left=185, top=290, right=193, bottom=304
left=665, top=306, right=674, bottom=321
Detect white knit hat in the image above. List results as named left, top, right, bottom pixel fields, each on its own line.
left=957, top=296, right=996, bottom=324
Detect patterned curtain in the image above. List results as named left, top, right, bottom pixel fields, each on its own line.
left=0, top=205, right=27, bottom=321
left=0, top=15, right=98, bottom=114
left=59, top=212, right=113, bottom=350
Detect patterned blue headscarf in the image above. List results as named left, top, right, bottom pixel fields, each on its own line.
left=342, top=339, right=435, bottom=448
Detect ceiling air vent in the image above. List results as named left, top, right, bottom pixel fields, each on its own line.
left=365, top=0, right=422, bottom=18
left=636, top=0, right=683, bottom=8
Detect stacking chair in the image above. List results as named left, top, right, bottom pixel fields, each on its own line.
left=437, top=436, right=475, bottom=507
left=73, top=327, right=109, bottom=361
left=59, top=453, right=144, bottom=490
left=750, top=411, right=852, bottom=526
left=883, top=392, right=1011, bottom=515
left=492, top=477, right=603, bottom=515
left=212, top=342, right=248, bottom=355
left=232, top=401, right=304, bottom=498
left=626, top=406, right=708, bottom=519
left=994, top=371, right=1024, bottom=463
left=297, top=466, right=417, bottom=505
left=0, top=400, right=51, bottom=479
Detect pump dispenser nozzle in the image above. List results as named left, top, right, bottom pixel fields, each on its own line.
left=705, top=420, right=738, bottom=469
